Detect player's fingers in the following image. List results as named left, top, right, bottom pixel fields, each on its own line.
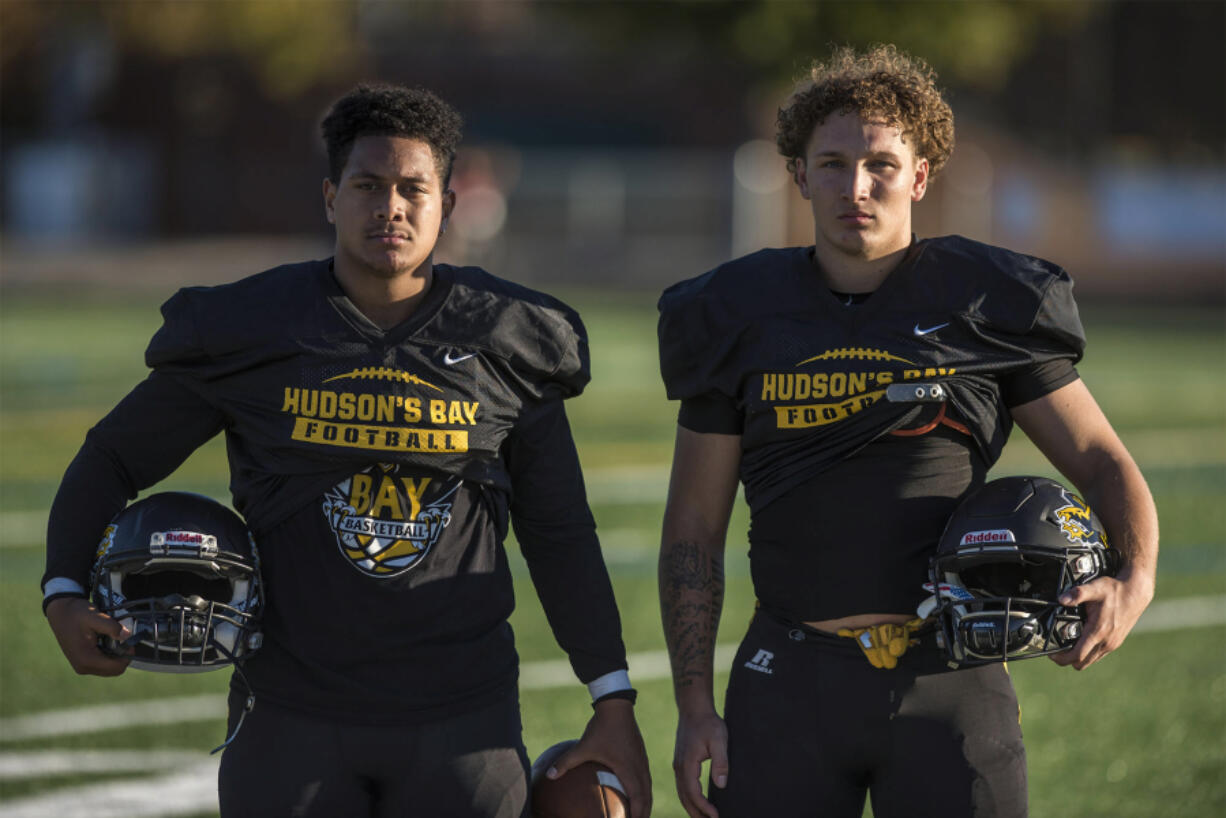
left=1073, top=640, right=1108, bottom=671
left=544, top=745, right=582, bottom=780
left=1059, top=577, right=1107, bottom=607
left=627, top=781, right=652, bottom=818
left=673, top=753, right=716, bottom=818
left=66, top=634, right=131, bottom=676
left=631, top=757, right=652, bottom=818
left=92, top=609, right=132, bottom=640
left=709, top=735, right=730, bottom=790
left=47, top=599, right=131, bottom=676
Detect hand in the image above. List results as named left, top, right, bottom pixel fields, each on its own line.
left=546, top=699, right=652, bottom=818
left=672, top=709, right=728, bottom=818
left=46, top=596, right=132, bottom=676
left=1049, top=570, right=1155, bottom=670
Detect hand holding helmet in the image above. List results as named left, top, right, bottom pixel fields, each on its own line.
left=924, top=475, right=1118, bottom=667
left=45, top=596, right=133, bottom=676
left=89, top=492, right=264, bottom=673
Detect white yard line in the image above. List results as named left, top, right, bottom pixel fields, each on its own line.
left=0, top=695, right=226, bottom=742
left=1132, top=593, right=1226, bottom=632
left=0, top=760, right=219, bottom=818
left=0, top=750, right=203, bottom=779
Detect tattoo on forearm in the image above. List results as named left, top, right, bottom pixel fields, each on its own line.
left=660, top=541, right=725, bottom=689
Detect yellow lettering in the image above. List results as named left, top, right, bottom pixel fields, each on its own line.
left=429, top=400, right=446, bottom=424
left=813, top=373, right=828, bottom=399
left=761, top=374, right=777, bottom=401
left=462, top=402, right=479, bottom=425
left=377, top=395, right=396, bottom=422
left=338, top=393, right=356, bottom=420
left=400, top=477, right=432, bottom=519
left=290, top=417, right=468, bottom=452
left=403, top=398, right=421, bottom=423
left=370, top=476, right=403, bottom=519
left=281, top=388, right=301, bottom=413
left=350, top=474, right=373, bottom=514
left=318, top=391, right=337, bottom=419
left=773, top=389, right=887, bottom=429
left=848, top=372, right=867, bottom=394
left=795, top=374, right=811, bottom=400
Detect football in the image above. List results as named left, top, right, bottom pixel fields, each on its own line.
left=530, top=740, right=628, bottom=818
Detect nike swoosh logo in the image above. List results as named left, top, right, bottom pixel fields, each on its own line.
left=443, top=351, right=476, bottom=365
left=913, top=322, right=950, bottom=336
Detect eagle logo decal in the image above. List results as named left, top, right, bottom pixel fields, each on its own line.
left=1052, top=489, right=1108, bottom=548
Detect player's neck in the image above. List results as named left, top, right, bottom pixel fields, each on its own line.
left=811, top=242, right=910, bottom=295
left=333, top=257, right=435, bottom=331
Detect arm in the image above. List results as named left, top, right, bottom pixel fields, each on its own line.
left=1011, top=379, right=1158, bottom=670
left=507, top=400, right=651, bottom=817
left=44, top=372, right=226, bottom=676
left=659, top=426, right=741, bottom=818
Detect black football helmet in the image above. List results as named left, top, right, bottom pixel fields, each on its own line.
left=928, top=476, right=1118, bottom=666
left=91, top=492, right=263, bottom=673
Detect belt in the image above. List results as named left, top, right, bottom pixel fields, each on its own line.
left=758, top=605, right=938, bottom=669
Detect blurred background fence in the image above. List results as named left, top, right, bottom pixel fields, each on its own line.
left=2, top=0, right=1223, bottom=300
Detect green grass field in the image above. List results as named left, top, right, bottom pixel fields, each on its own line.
left=1, top=286, right=1223, bottom=817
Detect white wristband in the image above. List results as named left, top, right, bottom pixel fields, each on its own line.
left=43, top=577, right=86, bottom=598
left=587, top=669, right=632, bottom=702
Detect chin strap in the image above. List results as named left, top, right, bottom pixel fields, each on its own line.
left=837, top=618, right=928, bottom=669
left=209, top=642, right=256, bottom=755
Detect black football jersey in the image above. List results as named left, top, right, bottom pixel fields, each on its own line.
left=45, top=260, right=627, bottom=721
left=657, top=235, right=1085, bottom=620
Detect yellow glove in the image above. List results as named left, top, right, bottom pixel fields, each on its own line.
left=837, top=618, right=926, bottom=669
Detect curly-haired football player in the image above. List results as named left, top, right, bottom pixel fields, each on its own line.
left=43, top=83, right=650, bottom=818
left=657, top=45, right=1157, bottom=818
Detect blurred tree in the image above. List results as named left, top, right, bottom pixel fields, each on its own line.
left=1, top=0, right=369, bottom=101
left=543, top=0, right=1100, bottom=90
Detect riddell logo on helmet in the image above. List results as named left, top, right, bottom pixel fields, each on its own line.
left=151, top=530, right=219, bottom=554
left=960, top=529, right=1016, bottom=545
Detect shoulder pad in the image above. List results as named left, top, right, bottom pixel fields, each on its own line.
left=921, top=236, right=1077, bottom=336
left=146, top=261, right=328, bottom=369
left=658, top=248, right=805, bottom=400
left=425, top=266, right=590, bottom=399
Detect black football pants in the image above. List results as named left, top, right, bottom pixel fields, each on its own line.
left=710, top=610, right=1027, bottom=818
left=217, top=688, right=530, bottom=817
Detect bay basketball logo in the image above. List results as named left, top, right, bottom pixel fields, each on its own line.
left=322, top=465, right=459, bottom=577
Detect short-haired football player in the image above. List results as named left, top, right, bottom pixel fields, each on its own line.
left=657, top=45, right=1157, bottom=818
left=43, top=83, right=651, bottom=818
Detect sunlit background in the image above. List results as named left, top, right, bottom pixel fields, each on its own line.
left=3, top=0, right=1222, bottom=297
left=2, top=2, right=1223, bottom=817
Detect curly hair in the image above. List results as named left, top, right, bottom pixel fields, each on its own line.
left=321, top=84, right=464, bottom=186
left=776, top=45, right=954, bottom=178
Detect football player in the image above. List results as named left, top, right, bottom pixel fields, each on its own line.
left=657, top=45, right=1158, bottom=818
left=42, top=83, right=650, bottom=818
